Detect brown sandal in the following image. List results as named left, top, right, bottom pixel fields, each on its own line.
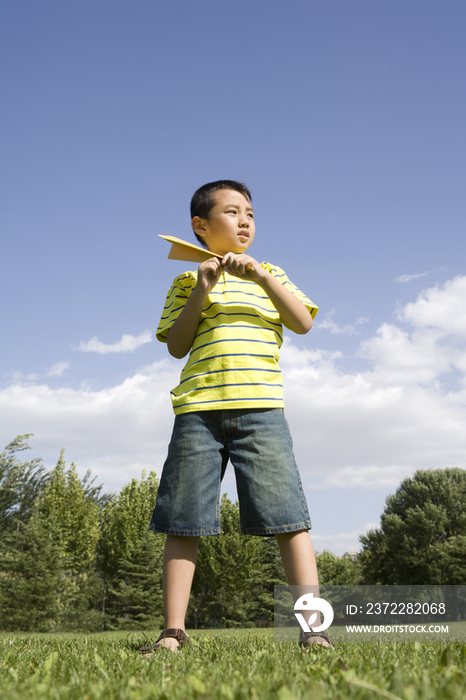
left=299, top=630, right=333, bottom=648
left=139, top=628, right=191, bottom=655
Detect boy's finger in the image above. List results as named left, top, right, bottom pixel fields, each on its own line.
left=221, top=253, right=255, bottom=273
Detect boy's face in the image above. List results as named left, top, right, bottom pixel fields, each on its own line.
left=193, top=189, right=255, bottom=256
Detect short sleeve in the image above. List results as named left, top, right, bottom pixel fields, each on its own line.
left=261, top=262, right=319, bottom=319
left=156, top=271, right=198, bottom=343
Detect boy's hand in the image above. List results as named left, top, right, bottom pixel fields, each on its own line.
left=223, top=252, right=313, bottom=335
left=167, top=257, right=222, bottom=358
left=221, top=253, right=265, bottom=283
left=196, top=257, right=224, bottom=294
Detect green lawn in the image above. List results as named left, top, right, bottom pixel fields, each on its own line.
left=1, top=628, right=466, bottom=700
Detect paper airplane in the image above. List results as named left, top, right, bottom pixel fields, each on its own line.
left=159, top=235, right=222, bottom=263
left=159, top=235, right=254, bottom=270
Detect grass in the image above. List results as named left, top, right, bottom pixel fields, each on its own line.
left=1, top=628, right=466, bottom=700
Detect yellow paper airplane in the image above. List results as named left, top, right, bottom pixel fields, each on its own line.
left=159, top=235, right=222, bottom=263
left=159, top=235, right=254, bottom=270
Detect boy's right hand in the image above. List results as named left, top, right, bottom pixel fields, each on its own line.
left=167, top=257, right=222, bottom=358
left=196, top=257, right=224, bottom=295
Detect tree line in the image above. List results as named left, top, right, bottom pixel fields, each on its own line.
left=1, top=435, right=464, bottom=632
left=0, top=435, right=289, bottom=632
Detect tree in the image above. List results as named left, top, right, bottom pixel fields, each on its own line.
left=38, top=450, right=102, bottom=629
left=0, top=435, right=48, bottom=533
left=109, top=530, right=164, bottom=629
left=0, top=436, right=60, bottom=631
left=316, top=551, right=360, bottom=585
left=0, top=438, right=107, bottom=631
left=189, top=495, right=286, bottom=627
left=0, top=512, right=61, bottom=631
left=0, top=440, right=163, bottom=632
left=40, top=451, right=101, bottom=568
left=359, top=468, right=466, bottom=584
left=97, top=471, right=163, bottom=627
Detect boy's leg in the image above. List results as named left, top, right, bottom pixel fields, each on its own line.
left=159, top=534, right=200, bottom=650
left=275, top=530, right=331, bottom=647
left=275, top=530, right=318, bottom=585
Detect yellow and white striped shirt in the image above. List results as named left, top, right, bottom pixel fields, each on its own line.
left=157, top=263, right=318, bottom=415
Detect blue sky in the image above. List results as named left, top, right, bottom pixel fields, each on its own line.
left=2, top=0, right=466, bottom=554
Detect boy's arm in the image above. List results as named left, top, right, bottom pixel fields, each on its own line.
left=166, top=258, right=223, bottom=358
left=222, top=253, right=313, bottom=335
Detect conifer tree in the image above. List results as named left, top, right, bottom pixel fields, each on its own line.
left=38, top=450, right=102, bottom=629
left=0, top=436, right=59, bottom=631
left=0, top=435, right=47, bottom=533
left=190, top=495, right=286, bottom=627
left=97, top=471, right=163, bottom=627
left=0, top=511, right=61, bottom=631
left=109, top=530, right=163, bottom=629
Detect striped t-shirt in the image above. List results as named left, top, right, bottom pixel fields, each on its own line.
left=156, top=262, right=318, bottom=414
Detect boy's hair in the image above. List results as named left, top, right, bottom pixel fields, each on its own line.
left=191, top=180, right=252, bottom=246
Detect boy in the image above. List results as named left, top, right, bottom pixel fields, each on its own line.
left=140, top=180, right=328, bottom=653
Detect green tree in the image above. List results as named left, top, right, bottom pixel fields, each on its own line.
left=0, top=511, right=61, bottom=631
left=359, top=468, right=466, bottom=584
left=40, top=450, right=100, bottom=568
left=110, top=530, right=164, bottom=629
left=0, top=436, right=60, bottom=631
left=38, top=450, right=102, bottom=629
left=316, top=551, right=360, bottom=585
left=190, top=495, right=286, bottom=627
left=0, top=435, right=47, bottom=533
left=97, top=471, right=163, bottom=627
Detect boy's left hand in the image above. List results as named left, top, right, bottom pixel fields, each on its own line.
left=222, top=252, right=313, bottom=335
left=221, top=253, right=265, bottom=283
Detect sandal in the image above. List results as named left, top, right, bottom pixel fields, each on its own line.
left=139, top=628, right=191, bottom=655
left=299, top=630, right=333, bottom=648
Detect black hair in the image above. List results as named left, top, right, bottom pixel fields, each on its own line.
left=190, top=180, right=252, bottom=246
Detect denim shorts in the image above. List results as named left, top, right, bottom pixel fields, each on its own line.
left=149, top=408, right=311, bottom=537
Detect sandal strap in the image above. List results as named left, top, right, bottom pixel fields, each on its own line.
left=157, top=628, right=191, bottom=646
left=139, top=628, right=191, bottom=653
left=299, top=630, right=333, bottom=647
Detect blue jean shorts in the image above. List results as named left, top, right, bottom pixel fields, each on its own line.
left=149, top=408, right=311, bottom=537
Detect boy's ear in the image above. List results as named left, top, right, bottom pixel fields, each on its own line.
left=192, top=216, right=207, bottom=238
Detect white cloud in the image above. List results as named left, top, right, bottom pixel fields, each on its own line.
left=358, top=323, right=455, bottom=386
left=0, top=359, right=180, bottom=492
left=317, top=311, right=368, bottom=335
left=8, top=371, right=40, bottom=383
left=282, top=279, right=466, bottom=490
left=1, top=275, right=466, bottom=515
left=312, top=523, right=379, bottom=557
left=394, top=272, right=428, bottom=283
left=312, top=465, right=412, bottom=491
left=75, top=330, right=152, bottom=354
left=47, top=361, right=71, bottom=377
left=399, top=275, right=466, bottom=337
